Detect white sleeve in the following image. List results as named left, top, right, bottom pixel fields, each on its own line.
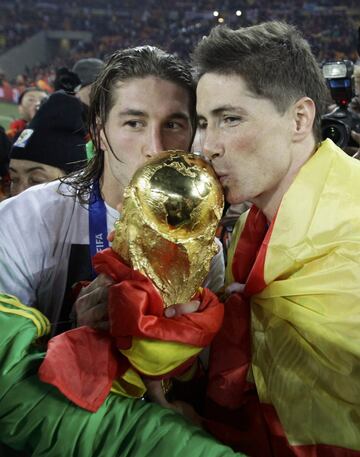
left=0, top=192, right=47, bottom=306
left=202, top=237, right=225, bottom=293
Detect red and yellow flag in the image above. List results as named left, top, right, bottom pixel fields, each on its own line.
left=207, top=139, right=360, bottom=456
left=39, top=249, right=224, bottom=411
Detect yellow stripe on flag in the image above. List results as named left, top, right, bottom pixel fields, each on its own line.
left=121, top=337, right=201, bottom=377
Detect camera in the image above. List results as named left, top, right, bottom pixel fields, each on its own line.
left=321, top=60, right=360, bottom=149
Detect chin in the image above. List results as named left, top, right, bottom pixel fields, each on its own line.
left=223, top=187, right=244, bottom=205
left=225, top=194, right=243, bottom=206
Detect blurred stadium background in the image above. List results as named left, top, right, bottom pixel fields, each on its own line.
left=0, top=0, right=359, bottom=128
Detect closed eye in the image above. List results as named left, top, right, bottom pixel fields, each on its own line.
left=29, top=177, right=47, bottom=185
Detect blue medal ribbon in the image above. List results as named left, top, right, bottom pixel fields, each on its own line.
left=89, top=181, right=109, bottom=278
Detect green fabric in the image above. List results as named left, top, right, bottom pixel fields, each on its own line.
left=0, top=294, right=242, bottom=457
left=86, top=140, right=95, bottom=161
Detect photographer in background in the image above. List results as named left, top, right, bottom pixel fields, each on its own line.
left=321, top=24, right=360, bottom=156
left=321, top=60, right=360, bottom=154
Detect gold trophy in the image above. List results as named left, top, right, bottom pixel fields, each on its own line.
left=38, top=151, right=224, bottom=408
left=112, top=150, right=224, bottom=307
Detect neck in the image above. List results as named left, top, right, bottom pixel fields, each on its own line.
left=253, top=138, right=317, bottom=222
left=100, top=162, right=124, bottom=210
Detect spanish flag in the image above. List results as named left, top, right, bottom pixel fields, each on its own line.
left=206, top=139, right=360, bottom=456
left=39, top=249, right=223, bottom=411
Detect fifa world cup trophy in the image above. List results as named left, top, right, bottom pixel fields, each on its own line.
left=112, top=150, right=224, bottom=306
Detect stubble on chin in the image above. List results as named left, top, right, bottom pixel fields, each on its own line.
left=222, top=184, right=231, bottom=202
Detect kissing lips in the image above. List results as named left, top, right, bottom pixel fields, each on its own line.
left=218, top=174, right=228, bottom=185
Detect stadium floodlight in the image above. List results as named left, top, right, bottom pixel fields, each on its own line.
left=213, top=10, right=219, bottom=17
left=236, top=10, right=242, bottom=16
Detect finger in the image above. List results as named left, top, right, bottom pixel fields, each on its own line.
left=77, top=302, right=108, bottom=327
left=92, top=320, right=110, bottom=332
left=75, top=284, right=109, bottom=316
left=144, top=379, right=171, bottom=408
left=78, top=284, right=109, bottom=304
left=107, top=230, right=115, bottom=242
left=225, top=282, right=245, bottom=295
left=86, top=302, right=108, bottom=322
left=89, top=283, right=110, bottom=304
left=164, top=300, right=200, bottom=318
left=80, top=273, right=114, bottom=295
left=75, top=280, right=110, bottom=318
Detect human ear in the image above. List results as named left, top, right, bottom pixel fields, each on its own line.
left=292, top=97, right=316, bottom=142
left=98, top=121, right=109, bottom=152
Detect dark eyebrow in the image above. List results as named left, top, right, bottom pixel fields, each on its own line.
left=9, top=166, right=45, bottom=173
left=211, top=105, right=248, bottom=116
left=168, top=112, right=191, bottom=121
left=197, top=105, right=248, bottom=122
left=118, top=109, right=147, bottom=117
left=118, top=109, right=190, bottom=121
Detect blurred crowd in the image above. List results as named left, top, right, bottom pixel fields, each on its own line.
left=0, top=0, right=359, bottom=96
left=0, top=0, right=359, bottom=201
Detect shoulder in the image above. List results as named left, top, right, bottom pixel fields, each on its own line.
left=1, top=180, right=63, bottom=209
left=318, top=139, right=360, bottom=184
left=0, top=180, right=86, bottom=228
left=8, top=118, right=26, bottom=129
left=319, top=141, right=360, bottom=212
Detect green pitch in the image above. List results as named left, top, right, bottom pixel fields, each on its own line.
left=0, top=102, right=18, bottom=130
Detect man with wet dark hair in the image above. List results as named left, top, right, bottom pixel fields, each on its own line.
left=0, top=45, right=224, bottom=335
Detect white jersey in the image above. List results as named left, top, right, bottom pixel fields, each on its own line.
left=0, top=180, right=224, bottom=331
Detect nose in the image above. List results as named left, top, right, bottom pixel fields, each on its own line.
left=142, top=126, right=164, bottom=158
left=202, top=130, right=224, bottom=162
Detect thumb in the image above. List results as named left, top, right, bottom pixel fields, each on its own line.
left=164, top=300, right=200, bottom=318
left=225, top=282, right=245, bottom=295
left=107, top=229, right=115, bottom=242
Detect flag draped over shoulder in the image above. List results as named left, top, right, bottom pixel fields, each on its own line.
left=207, top=139, right=360, bottom=456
